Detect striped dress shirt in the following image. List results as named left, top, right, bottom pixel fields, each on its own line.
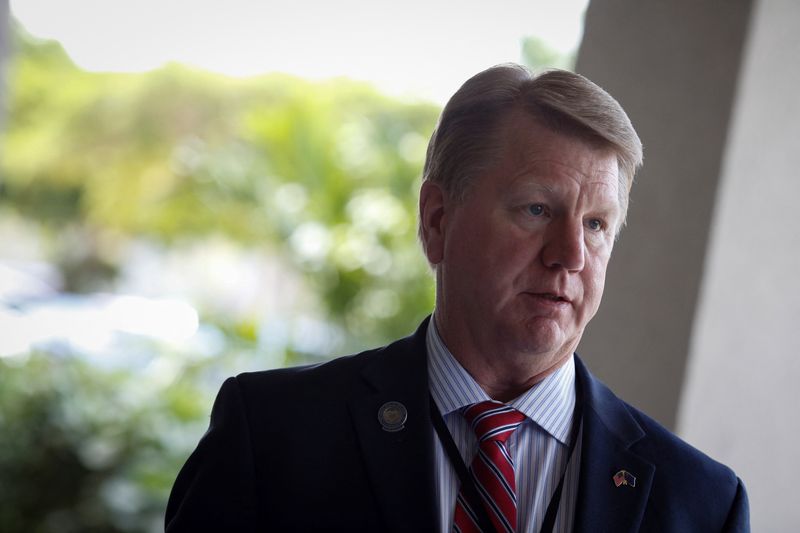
left=427, top=318, right=582, bottom=533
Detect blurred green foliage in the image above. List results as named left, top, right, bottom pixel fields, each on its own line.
left=521, top=35, right=576, bottom=72
left=1, top=24, right=439, bottom=344
left=0, top=24, right=440, bottom=532
left=0, top=350, right=210, bottom=533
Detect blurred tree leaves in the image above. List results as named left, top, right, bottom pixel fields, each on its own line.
left=1, top=24, right=438, bottom=346
left=521, top=35, right=575, bottom=71
left=0, top=23, right=440, bottom=532
left=0, top=349, right=215, bottom=533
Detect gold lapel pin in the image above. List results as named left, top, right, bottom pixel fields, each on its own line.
left=378, top=401, right=407, bottom=432
left=613, top=469, right=636, bottom=488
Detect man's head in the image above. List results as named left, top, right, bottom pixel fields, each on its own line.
left=421, top=63, right=642, bottom=230
left=418, top=64, right=642, bottom=398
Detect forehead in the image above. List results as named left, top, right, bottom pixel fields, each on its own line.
left=491, top=110, right=620, bottom=195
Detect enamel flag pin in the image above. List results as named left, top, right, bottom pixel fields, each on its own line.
left=613, top=469, right=636, bottom=488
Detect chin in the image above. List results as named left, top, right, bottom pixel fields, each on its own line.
left=502, top=328, right=564, bottom=355
left=505, top=319, right=567, bottom=357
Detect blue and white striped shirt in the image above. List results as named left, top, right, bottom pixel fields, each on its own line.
left=427, top=318, right=582, bottom=533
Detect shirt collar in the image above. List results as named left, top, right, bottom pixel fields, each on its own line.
left=426, top=315, right=576, bottom=445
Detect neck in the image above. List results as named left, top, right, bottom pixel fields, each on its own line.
left=433, top=314, right=576, bottom=402
left=469, top=350, right=573, bottom=402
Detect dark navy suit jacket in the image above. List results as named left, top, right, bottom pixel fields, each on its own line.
left=166, top=318, right=749, bottom=532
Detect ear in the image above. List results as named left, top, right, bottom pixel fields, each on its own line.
left=419, top=180, right=447, bottom=265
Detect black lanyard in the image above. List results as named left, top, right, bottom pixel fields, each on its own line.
left=430, top=388, right=583, bottom=533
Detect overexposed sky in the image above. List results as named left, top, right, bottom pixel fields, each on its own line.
left=10, top=0, right=589, bottom=103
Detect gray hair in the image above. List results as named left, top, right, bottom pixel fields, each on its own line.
left=421, top=63, right=643, bottom=228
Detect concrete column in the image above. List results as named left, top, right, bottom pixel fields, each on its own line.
left=575, top=1, right=800, bottom=530
left=677, top=1, right=800, bottom=530
left=575, top=0, right=753, bottom=430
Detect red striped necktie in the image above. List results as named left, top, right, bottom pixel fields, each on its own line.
left=452, top=401, right=526, bottom=533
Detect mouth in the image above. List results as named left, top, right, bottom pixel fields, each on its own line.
left=528, top=292, right=571, bottom=305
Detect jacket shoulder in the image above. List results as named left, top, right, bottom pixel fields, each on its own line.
left=627, top=403, right=749, bottom=530
left=626, top=402, right=738, bottom=484
left=234, top=334, right=406, bottom=396
left=576, top=356, right=749, bottom=531
left=233, top=320, right=427, bottom=408
left=579, top=356, right=739, bottom=487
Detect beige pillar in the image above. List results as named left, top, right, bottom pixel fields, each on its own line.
left=576, top=1, right=799, bottom=529
left=575, top=0, right=753, bottom=429
left=677, top=1, right=800, bottom=531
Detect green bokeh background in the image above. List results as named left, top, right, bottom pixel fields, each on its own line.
left=0, top=23, right=569, bottom=532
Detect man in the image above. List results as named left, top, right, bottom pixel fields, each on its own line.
left=166, top=64, right=749, bottom=532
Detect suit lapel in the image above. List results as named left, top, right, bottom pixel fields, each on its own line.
left=348, top=319, right=438, bottom=533
left=345, top=328, right=658, bottom=532
left=572, top=357, right=655, bottom=533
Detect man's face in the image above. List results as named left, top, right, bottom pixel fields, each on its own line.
left=423, top=111, right=622, bottom=373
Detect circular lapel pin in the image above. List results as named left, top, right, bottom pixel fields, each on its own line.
left=378, top=401, right=407, bottom=432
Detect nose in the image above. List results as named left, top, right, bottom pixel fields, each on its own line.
left=542, top=218, right=585, bottom=272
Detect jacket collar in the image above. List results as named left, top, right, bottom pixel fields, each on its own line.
left=347, top=317, right=439, bottom=533
left=573, top=355, right=655, bottom=533
left=346, top=318, right=656, bottom=533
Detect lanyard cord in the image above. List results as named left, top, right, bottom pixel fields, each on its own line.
left=430, top=388, right=583, bottom=533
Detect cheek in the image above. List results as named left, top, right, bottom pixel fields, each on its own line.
left=444, top=206, right=536, bottom=286
left=583, top=259, right=610, bottom=305
left=447, top=214, right=501, bottom=261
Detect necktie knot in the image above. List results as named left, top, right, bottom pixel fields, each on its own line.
left=462, top=400, right=526, bottom=445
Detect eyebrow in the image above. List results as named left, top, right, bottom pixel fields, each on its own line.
left=504, top=178, right=621, bottom=212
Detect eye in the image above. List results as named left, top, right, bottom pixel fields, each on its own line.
left=586, top=218, right=605, bottom=232
left=527, top=204, right=545, bottom=216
